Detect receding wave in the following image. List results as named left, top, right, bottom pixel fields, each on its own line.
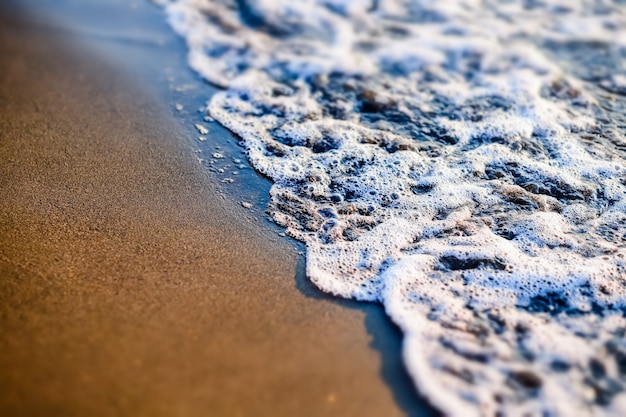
left=162, top=1, right=626, bottom=415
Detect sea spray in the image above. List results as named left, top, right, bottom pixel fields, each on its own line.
left=161, top=0, right=626, bottom=415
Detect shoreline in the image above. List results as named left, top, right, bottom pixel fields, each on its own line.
left=0, top=1, right=437, bottom=416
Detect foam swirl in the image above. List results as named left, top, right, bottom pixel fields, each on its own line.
left=163, top=1, right=626, bottom=415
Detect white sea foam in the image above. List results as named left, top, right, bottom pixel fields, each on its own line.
left=162, top=1, right=626, bottom=415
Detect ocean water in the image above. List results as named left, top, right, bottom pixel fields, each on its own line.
left=159, top=0, right=626, bottom=415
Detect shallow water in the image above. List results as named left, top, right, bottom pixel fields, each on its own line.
left=161, top=1, right=626, bottom=415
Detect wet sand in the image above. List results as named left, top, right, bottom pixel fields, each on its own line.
left=0, top=1, right=437, bottom=416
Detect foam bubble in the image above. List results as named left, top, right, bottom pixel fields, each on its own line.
left=163, top=0, right=626, bottom=415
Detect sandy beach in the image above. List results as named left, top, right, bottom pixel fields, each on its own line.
left=0, top=1, right=436, bottom=416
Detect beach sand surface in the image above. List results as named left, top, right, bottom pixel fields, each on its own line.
left=0, top=1, right=437, bottom=416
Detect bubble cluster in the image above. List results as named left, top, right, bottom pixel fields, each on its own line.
left=163, top=0, right=626, bottom=415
